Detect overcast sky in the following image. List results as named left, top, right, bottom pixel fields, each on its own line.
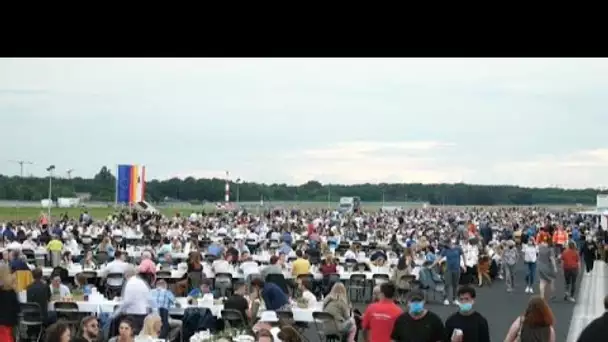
left=1, top=58, right=608, bottom=188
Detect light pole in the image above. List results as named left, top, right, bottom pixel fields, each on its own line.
left=46, top=165, right=55, bottom=219
left=235, top=178, right=241, bottom=204
left=327, top=184, right=331, bottom=209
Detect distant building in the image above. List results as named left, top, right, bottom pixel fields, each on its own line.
left=75, top=193, right=92, bottom=201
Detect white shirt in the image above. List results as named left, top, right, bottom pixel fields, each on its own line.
left=301, top=290, right=318, bottom=308
left=118, top=276, right=151, bottom=315
left=50, top=284, right=71, bottom=297
left=343, top=250, right=357, bottom=260
left=212, top=259, right=232, bottom=274
left=240, top=261, right=260, bottom=278
left=522, top=244, right=538, bottom=263
left=464, top=244, right=479, bottom=267
left=7, top=241, right=22, bottom=251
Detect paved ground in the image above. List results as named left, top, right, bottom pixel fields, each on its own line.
left=301, top=260, right=608, bottom=342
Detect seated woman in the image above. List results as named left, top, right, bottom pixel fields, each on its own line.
left=60, top=251, right=73, bottom=269
left=319, top=255, right=338, bottom=276
left=296, top=278, right=318, bottom=309
left=108, top=317, right=135, bottom=342
left=81, top=250, right=97, bottom=269
left=134, top=314, right=161, bottom=342
left=322, top=283, right=356, bottom=342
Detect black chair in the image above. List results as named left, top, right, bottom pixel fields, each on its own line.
left=156, top=270, right=173, bottom=280
left=95, top=251, right=109, bottom=265
left=322, top=273, right=341, bottom=296
left=344, top=258, right=357, bottom=271
left=105, top=273, right=124, bottom=299
left=372, top=274, right=390, bottom=286
left=265, top=273, right=290, bottom=295
left=22, top=249, right=36, bottom=264
left=348, top=274, right=368, bottom=303
left=312, top=311, right=343, bottom=342
left=18, top=302, right=44, bottom=342
left=221, top=309, right=248, bottom=330
left=53, top=301, right=81, bottom=331
left=287, top=256, right=298, bottom=263
left=214, top=273, right=233, bottom=298
left=204, top=254, right=217, bottom=264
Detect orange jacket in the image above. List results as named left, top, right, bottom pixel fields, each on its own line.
left=553, top=230, right=568, bottom=246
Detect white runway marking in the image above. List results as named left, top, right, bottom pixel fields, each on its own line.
left=566, top=261, right=606, bottom=342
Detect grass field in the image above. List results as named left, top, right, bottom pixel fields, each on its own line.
left=0, top=201, right=591, bottom=221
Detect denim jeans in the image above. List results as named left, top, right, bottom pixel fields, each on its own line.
left=525, top=262, right=536, bottom=286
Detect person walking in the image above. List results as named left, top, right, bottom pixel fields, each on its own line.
left=536, top=237, right=557, bottom=301
left=437, top=238, right=465, bottom=306
left=579, top=235, right=598, bottom=274
left=444, top=286, right=491, bottom=342
left=504, top=296, right=555, bottom=342
left=561, top=241, right=580, bottom=302
left=522, top=239, right=538, bottom=294
left=502, top=240, right=518, bottom=293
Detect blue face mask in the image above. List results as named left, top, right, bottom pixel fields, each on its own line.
left=459, top=302, right=473, bottom=312
left=408, top=301, right=424, bottom=315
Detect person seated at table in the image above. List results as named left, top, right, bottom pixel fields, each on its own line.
left=343, top=246, right=357, bottom=260
left=212, top=254, right=232, bottom=274
left=207, top=240, right=224, bottom=258
left=159, top=253, right=175, bottom=270
left=135, top=313, right=162, bottom=341
left=60, top=251, right=73, bottom=269
left=224, top=281, right=251, bottom=324
left=323, top=282, right=356, bottom=342
left=138, top=251, right=157, bottom=282
left=81, top=250, right=97, bottom=269
left=240, top=254, right=261, bottom=278
left=73, top=273, right=91, bottom=294
left=158, top=238, right=172, bottom=259
left=261, top=256, right=283, bottom=280
left=150, top=279, right=182, bottom=341
left=64, top=234, right=80, bottom=258
left=170, top=237, right=182, bottom=253
left=319, top=255, right=338, bottom=276
left=22, top=235, right=37, bottom=251
left=97, top=236, right=116, bottom=259
left=297, top=278, right=318, bottom=308
left=50, top=274, right=71, bottom=299
left=100, top=251, right=130, bottom=287
left=108, top=317, right=135, bottom=342
left=187, top=278, right=217, bottom=299
left=291, top=250, right=310, bottom=278
left=251, top=278, right=290, bottom=311
left=370, top=250, right=388, bottom=267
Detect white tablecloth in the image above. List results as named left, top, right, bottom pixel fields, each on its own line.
left=49, top=297, right=322, bottom=321
left=41, top=266, right=186, bottom=279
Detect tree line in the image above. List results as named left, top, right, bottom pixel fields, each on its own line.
left=0, top=166, right=602, bottom=205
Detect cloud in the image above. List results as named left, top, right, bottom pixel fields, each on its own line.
left=485, top=149, right=608, bottom=188
left=277, top=140, right=469, bottom=184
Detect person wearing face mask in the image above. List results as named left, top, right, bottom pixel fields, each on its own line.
left=390, top=290, right=444, bottom=342
left=444, top=286, right=490, bottom=342
left=580, top=234, right=598, bottom=273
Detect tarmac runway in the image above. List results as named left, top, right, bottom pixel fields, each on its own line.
left=300, top=259, right=607, bottom=342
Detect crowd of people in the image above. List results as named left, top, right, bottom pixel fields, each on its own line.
left=0, top=205, right=605, bottom=341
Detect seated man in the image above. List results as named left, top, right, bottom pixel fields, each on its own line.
left=187, top=279, right=218, bottom=300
